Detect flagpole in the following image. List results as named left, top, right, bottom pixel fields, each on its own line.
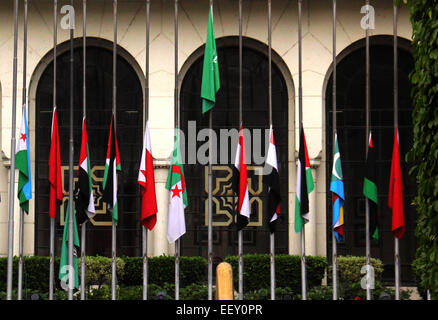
left=365, top=0, right=372, bottom=301
left=206, top=0, right=214, bottom=301
left=112, top=0, right=118, bottom=301
left=143, top=0, right=151, bottom=301
left=6, top=0, right=19, bottom=301
left=297, top=0, right=307, bottom=301
left=266, top=0, right=276, bottom=301
left=81, top=0, right=87, bottom=301
left=67, top=0, right=75, bottom=301
left=174, top=0, right=181, bottom=301
left=331, top=0, right=339, bottom=301
left=17, top=0, right=29, bottom=301
left=49, top=0, right=58, bottom=301
left=238, top=0, right=244, bottom=301
left=393, top=3, right=401, bottom=301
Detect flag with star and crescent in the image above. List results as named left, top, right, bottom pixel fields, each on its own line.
left=16, top=104, right=32, bottom=213
left=165, top=133, right=187, bottom=243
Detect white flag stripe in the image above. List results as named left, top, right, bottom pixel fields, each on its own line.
left=167, top=180, right=186, bottom=243
left=266, top=126, right=278, bottom=170
left=138, top=121, right=152, bottom=184
left=240, top=186, right=250, bottom=220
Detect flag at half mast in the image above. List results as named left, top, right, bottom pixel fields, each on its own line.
left=233, top=125, right=250, bottom=231
left=75, top=117, right=95, bottom=225
left=16, top=104, right=32, bottom=213
left=49, top=107, right=62, bottom=219
left=294, top=126, right=314, bottom=233
left=138, top=121, right=158, bottom=230
left=388, top=128, right=405, bottom=239
left=102, top=114, right=121, bottom=224
left=264, top=125, right=281, bottom=233
left=201, top=7, right=220, bottom=114
left=165, top=133, right=187, bottom=243
left=59, top=200, right=80, bottom=290
left=330, top=132, right=345, bottom=242
left=363, top=131, right=379, bottom=240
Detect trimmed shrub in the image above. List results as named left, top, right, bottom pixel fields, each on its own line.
left=121, top=255, right=207, bottom=287
left=224, top=254, right=327, bottom=292
left=0, top=256, right=61, bottom=292
left=327, top=255, right=384, bottom=283
left=79, top=255, right=125, bottom=288
left=244, top=287, right=295, bottom=300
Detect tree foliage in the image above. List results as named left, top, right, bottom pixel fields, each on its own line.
left=405, top=0, right=438, bottom=300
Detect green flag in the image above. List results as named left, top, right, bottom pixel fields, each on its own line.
left=201, top=7, right=220, bottom=114
left=59, top=201, right=80, bottom=290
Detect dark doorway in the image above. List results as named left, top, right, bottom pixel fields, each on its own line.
left=325, top=36, right=416, bottom=284
left=179, top=37, right=290, bottom=263
left=35, top=40, right=143, bottom=257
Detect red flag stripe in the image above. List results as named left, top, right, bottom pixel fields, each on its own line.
left=388, top=128, right=405, bottom=239
left=48, top=107, right=63, bottom=219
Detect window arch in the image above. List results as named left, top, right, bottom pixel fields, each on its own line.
left=31, top=38, right=144, bottom=257
left=324, top=35, right=416, bottom=284
left=179, top=36, right=293, bottom=262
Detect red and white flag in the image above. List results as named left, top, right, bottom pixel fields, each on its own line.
left=48, top=107, right=62, bottom=219
left=233, top=124, right=250, bottom=230
left=138, top=121, right=158, bottom=230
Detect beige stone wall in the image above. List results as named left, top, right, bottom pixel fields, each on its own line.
left=0, top=0, right=412, bottom=257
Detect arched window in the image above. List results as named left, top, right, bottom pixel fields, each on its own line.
left=325, top=36, right=416, bottom=284
left=179, top=37, right=290, bottom=262
left=34, top=39, right=144, bottom=257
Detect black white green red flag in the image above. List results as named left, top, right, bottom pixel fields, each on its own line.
left=75, top=117, right=95, bottom=225
left=294, top=127, right=314, bottom=233
left=264, top=125, right=281, bottom=233
left=102, top=114, right=121, bottom=225
left=363, top=131, right=379, bottom=240
left=233, top=125, right=250, bottom=231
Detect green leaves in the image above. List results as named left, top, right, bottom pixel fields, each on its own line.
left=409, top=0, right=438, bottom=300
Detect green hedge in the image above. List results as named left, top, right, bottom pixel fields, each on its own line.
left=327, top=255, right=384, bottom=283
left=0, top=255, right=207, bottom=292
left=224, top=254, right=327, bottom=292
left=0, top=256, right=61, bottom=292
left=121, top=255, right=207, bottom=287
